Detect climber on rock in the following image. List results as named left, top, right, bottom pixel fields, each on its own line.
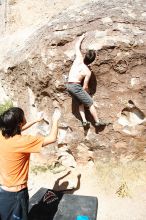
left=66, top=33, right=106, bottom=128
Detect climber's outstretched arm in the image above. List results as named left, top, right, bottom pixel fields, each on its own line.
left=75, top=34, right=85, bottom=63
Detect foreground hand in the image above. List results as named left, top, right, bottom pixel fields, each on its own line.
left=36, top=112, right=44, bottom=122
left=52, top=108, right=61, bottom=121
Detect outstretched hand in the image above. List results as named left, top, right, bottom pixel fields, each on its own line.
left=52, top=108, right=61, bottom=121
left=36, top=112, right=44, bottom=122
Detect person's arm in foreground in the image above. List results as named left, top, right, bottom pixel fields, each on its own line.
left=42, top=108, right=61, bottom=147
left=22, top=117, right=43, bottom=131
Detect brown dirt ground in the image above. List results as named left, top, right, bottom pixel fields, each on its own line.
left=29, top=160, right=146, bottom=220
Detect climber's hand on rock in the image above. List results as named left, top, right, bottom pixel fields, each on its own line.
left=78, top=33, right=85, bottom=43
left=77, top=174, right=81, bottom=178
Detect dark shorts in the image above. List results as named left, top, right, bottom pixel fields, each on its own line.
left=66, top=83, right=93, bottom=107
left=0, top=187, right=29, bottom=220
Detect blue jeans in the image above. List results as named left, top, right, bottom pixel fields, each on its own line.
left=0, top=187, right=29, bottom=220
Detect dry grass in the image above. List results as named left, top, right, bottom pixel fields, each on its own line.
left=95, top=160, right=146, bottom=197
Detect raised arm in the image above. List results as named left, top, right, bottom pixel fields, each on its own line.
left=75, top=34, right=85, bottom=62
left=42, top=108, right=61, bottom=147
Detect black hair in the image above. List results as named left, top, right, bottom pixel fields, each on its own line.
left=83, top=50, right=96, bottom=65
left=0, top=107, right=24, bottom=138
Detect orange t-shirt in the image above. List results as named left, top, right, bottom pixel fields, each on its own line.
left=0, top=134, right=44, bottom=187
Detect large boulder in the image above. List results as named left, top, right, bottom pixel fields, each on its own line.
left=0, top=0, right=146, bottom=164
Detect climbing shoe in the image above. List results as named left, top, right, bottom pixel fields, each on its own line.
left=82, top=121, right=90, bottom=128
left=95, top=121, right=107, bottom=127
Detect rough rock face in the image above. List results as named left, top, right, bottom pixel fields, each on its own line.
left=0, top=0, right=146, bottom=166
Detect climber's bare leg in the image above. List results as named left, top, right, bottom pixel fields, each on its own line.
left=89, top=104, right=100, bottom=123
left=89, top=104, right=106, bottom=126
left=79, top=104, right=87, bottom=122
